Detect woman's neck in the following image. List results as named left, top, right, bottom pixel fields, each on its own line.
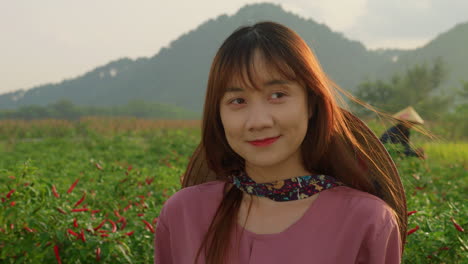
left=244, top=157, right=313, bottom=184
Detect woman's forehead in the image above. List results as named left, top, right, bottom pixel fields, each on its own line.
left=226, top=58, right=295, bottom=90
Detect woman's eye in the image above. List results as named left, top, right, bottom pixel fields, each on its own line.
left=271, top=92, right=286, bottom=99
left=230, top=98, right=245, bottom=104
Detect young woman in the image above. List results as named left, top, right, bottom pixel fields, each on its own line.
left=155, top=21, right=407, bottom=264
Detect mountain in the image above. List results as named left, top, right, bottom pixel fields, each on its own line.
left=0, top=3, right=466, bottom=112
left=377, top=21, right=468, bottom=103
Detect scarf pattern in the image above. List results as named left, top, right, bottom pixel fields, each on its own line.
left=228, top=171, right=345, bottom=202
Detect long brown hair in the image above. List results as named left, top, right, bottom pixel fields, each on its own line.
left=181, top=21, right=407, bottom=264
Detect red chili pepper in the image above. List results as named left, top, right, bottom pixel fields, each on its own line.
left=142, top=219, right=155, bottom=233
left=407, top=210, right=418, bottom=216
left=96, top=247, right=101, bottom=261
left=123, top=204, right=132, bottom=212
left=439, top=246, right=450, bottom=251
left=53, top=245, right=62, bottom=264
left=145, top=177, right=153, bottom=185
left=57, top=208, right=67, bottom=215
left=1, top=197, right=5, bottom=203
left=67, top=179, right=80, bottom=194
left=125, top=231, right=134, bottom=236
left=138, top=213, right=145, bottom=217
left=6, top=189, right=15, bottom=199
left=407, top=225, right=420, bottom=235
left=24, top=226, right=35, bottom=233
left=52, top=185, right=60, bottom=198
left=98, top=230, right=108, bottom=233
left=109, top=219, right=117, bottom=233
left=73, top=192, right=86, bottom=208
left=100, top=234, right=109, bottom=237
left=71, top=208, right=89, bottom=212
left=79, top=229, right=86, bottom=242
left=114, top=210, right=122, bottom=218
left=117, top=217, right=127, bottom=230
left=95, top=163, right=103, bottom=170
left=152, top=217, right=158, bottom=226
left=451, top=217, right=464, bottom=232
left=164, top=161, right=173, bottom=168
left=94, top=219, right=107, bottom=231
left=119, top=178, right=128, bottom=183
left=10, top=201, right=15, bottom=206
left=73, top=218, right=78, bottom=228
left=67, top=229, right=79, bottom=237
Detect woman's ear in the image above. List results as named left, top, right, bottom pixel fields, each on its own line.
left=306, top=89, right=315, bottom=120
left=307, top=98, right=315, bottom=120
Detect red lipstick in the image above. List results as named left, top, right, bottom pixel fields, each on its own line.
left=248, top=136, right=280, bottom=146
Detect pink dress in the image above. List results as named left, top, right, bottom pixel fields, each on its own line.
left=154, top=180, right=402, bottom=264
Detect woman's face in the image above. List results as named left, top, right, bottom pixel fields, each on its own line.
left=219, top=51, right=310, bottom=171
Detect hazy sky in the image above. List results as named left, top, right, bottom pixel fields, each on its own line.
left=1, top=0, right=467, bottom=95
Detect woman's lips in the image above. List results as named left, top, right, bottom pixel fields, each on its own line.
left=248, top=136, right=281, bottom=146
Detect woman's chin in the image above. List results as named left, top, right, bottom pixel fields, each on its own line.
left=244, top=156, right=284, bottom=170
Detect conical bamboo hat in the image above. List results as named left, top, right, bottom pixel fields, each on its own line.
left=392, top=106, right=424, bottom=124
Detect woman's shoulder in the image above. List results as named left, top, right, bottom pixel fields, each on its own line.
left=159, top=180, right=226, bottom=219
left=324, top=186, right=397, bottom=222
left=166, top=180, right=225, bottom=202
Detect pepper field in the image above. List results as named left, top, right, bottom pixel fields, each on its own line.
left=0, top=118, right=466, bottom=263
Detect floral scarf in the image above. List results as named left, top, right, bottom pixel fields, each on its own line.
left=227, top=171, right=345, bottom=202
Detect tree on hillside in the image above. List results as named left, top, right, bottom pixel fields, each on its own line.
left=49, top=99, right=80, bottom=120
left=353, top=57, right=453, bottom=120
left=441, top=81, right=468, bottom=139
left=0, top=99, right=198, bottom=120
left=459, top=81, right=468, bottom=98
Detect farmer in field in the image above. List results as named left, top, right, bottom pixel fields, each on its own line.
left=380, top=106, right=426, bottom=159
left=155, top=22, right=407, bottom=263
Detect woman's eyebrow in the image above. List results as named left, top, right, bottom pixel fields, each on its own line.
left=226, top=80, right=290, bottom=92
left=225, top=87, right=244, bottom=93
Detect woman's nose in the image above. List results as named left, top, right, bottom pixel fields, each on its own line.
left=245, top=102, right=274, bottom=131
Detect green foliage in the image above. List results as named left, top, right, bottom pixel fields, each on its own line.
left=458, top=81, right=468, bottom=98
left=428, top=81, right=468, bottom=139
left=0, top=131, right=196, bottom=263
left=385, top=145, right=467, bottom=263
left=0, top=99, right=199, bottom=120
left=0, top=121, right=467, bottom=263
left=354, top=58, right=455, bottom=120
